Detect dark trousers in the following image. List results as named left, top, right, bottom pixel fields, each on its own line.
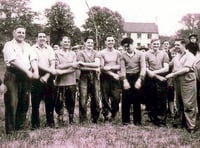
left=100, top=73, right=121, bottom=119
left=145, top=77, right=167, bottom=125
left=122, top=74, right=142, bottom=124
left=55, top=85, right=76, bottom=118
left=31, top=77, right=55, bottom=129
left=197, top=80, right=200, bottom=115
left=4, top=69, right=30, bottom=134
left=79, top=72, right=100, bottom=123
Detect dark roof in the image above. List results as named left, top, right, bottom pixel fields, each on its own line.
left=123, top=22, right=159, bottom=33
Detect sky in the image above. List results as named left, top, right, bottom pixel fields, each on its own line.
left=29, top=0, right=200, bottom=36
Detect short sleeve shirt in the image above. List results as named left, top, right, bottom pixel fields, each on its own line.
left=55, top=49, right=76, bottom=86
left=99, top=48, right=121, bottom=67
left=77, top=49, right=99, bottom=63
left=121, top=49, right=146, bottom=76
left=32, top=44, right=55, bottom=68
left=3, top=39, right=36, bottom=70
left=172, top=50, right=195, bottom=72
left=145, top=49, right=169, bottom=71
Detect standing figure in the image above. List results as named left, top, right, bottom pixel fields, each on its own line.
left=99, top=33, right=122, bottom=122
left=3, top=25, right=39, bottom=134
left=77, top=36, right=101, bottom=124
left=161, top=40, right=175, bottom=117
left=145, top=39, right=169, bottom=126
left=166, top=39, right=197, bottom=133
left=186, top=34, right=200, bottom=117
left=54, top=36, right=78, bottom=125
left=120, top=37, right=146, bottom=125
left=31, top=32, right=57, bottom=129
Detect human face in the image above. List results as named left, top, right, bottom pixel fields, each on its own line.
left=190, top=37, right=197, bottom=43
left=13, top=27, right=26, bottom=43
left=174, top=41, right=185, bottom=53
left=105, top=37, right=115, bottom=49
left=162, top=41, right=170, bottom=50
left=53, top=45, right=59, bottom=50
left=151, top=40, right=160, bottom=51
left=85, top=39, right=94, bottom=50
left=62, top=37, right=71, bottom=49
left=123, top=44, right=133, bottom=53
left=37, top=33, right=47, bottom=46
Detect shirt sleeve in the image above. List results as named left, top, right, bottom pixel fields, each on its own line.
left=2, top=42, right=17, bottom=66
left=184, top=53, right=195, bottom=68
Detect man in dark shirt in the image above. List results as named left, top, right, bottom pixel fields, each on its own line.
left=120, top=37, right=146, bottom=125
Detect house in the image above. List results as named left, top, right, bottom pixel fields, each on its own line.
left=123, top=22, right=159, bottom=48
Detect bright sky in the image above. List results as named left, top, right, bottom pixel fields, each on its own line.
left=30, top=0, right=200, bottom=36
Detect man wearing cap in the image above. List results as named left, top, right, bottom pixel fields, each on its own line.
left=120, top=37, right=146, bottom=125
left=99, top=33, right=122, bottom=122
left=3, top=25, right=39, bottom=134
left=186, top=34, right=199, bottom=56
left=77, top=36, right=101, bottom=124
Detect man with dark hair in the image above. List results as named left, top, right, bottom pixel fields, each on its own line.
left=31, top=32, right=58, bottom=129
left=120, top=37, right=146, bottom=125
left=166, top=38, right=197, bottom=133
left=99, top=33, right=122, bottom=122
left=77, top=36, right=101, bottom=124
left=3, top=25, right=39, bottom=134
left=54, top=36, right=78, bottom=125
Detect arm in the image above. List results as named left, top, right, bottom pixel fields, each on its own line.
left=166, top=67, right=190, bottom=79
left=78, top=57, right=100, bottom=68
left=152, top=63, right=169, bottom=75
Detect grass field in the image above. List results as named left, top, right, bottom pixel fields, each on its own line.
left=0, top=56, right=200, bottom=148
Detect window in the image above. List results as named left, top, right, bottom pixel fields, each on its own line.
left=137, top=33, right=141, bottom=39
left=147, top=33, right=152, bottom=39
left=137, top=42, right=141, bottom=47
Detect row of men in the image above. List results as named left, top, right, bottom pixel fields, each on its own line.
left=1, top=25, right=198, bottom=134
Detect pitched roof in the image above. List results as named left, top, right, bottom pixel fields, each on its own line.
left=123, top=22, right=159, bottom=33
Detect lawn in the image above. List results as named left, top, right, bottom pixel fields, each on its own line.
left=0, top=56, right=200, bottom=148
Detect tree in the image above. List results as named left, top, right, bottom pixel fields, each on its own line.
left=83, top=6, right=124, bottom=50
left=176, top=13, right=200, bottom=39
left=45, top=1, right=82, bottom=46
left=0, top=0, right=39, bottom=42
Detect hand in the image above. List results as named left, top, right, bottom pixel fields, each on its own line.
left=111, top=73, right=120, bottom=80
left=72, top=62, right=79, bottom=68
left=0, top=84, right=7, bottom=95
left=135, top=78, right=142, bottom=89
left=123, top=79, right=131, bottom=90
left=78, top=61, right=84, bottom=66
left=32, top=73, right=39, bottom=79
left=26, top=71, right=33, bottom=79
left=165, top=73, right=175, bottom=79
left=50, top=68, right=57, bottom=75
left=157, top=75, right=167, bottom=82
left=40, top=74, right=50, bottom=83
left=148, top=70, right=155, bottom=78
left=104, top=66, right=111, bottom=71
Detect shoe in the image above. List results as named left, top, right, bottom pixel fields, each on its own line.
left=187, top=127, right=198, bottom=134
left=104, top=116, right=109, bottom=122
left=69, top=114, right=74, bottom=124
left=122, top=122, right=130, bottom=125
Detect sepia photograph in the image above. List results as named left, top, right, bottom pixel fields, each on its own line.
left=0, top=0, right=200, bottom=147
